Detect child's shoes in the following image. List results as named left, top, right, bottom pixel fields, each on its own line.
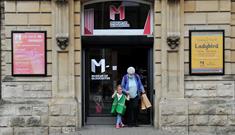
left=115, top=124, right=120, bottom=129
left=120, top=123, right=125, bottom=127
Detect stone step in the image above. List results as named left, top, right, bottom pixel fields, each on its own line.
left=50, top=126, right=178, bottom=135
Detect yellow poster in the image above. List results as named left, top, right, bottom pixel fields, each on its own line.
left=191, top=31, right=224, bottom=74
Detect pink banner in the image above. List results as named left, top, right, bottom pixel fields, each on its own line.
left=13, top=32, right=46, bottom=75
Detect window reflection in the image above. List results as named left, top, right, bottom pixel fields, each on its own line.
left=87, top=48, right=113, bottom=116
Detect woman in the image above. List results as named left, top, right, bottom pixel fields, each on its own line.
left=121, top=67, right=145, bottom=127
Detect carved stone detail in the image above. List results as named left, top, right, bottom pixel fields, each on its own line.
left=167, top=35, right=180, bottom=49
left=54, top=0, right=68, bottom=4
left=56, top=34, right=69, bottom=50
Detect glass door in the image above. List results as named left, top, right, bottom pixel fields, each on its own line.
left=84, top=48, right=117, bottom=124
left=86, top=48, right=116, bottom=115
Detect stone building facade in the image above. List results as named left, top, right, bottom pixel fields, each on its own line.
left=0, top=0, right=235, bottom=135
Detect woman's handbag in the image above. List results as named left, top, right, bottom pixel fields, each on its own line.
left=141, top=93, right=152, bottom=110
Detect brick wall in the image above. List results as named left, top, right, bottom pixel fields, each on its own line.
left=184, top=0, right=232, bottom=98
left=0, top=1, right=52, bottom=135
left=160, top=0, right=235, bottom=135
left=74, top=0, right=81, bottom=101
left=184, top=0, right=231, bottom=76
left=2, top=0, right=52, bottom=98
left=0, top=0, right=82, bottom=134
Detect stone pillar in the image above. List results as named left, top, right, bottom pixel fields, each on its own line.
left=161, top=0, right=184, bottom=98
left=52, top=0, right=74, bottom=98
left=50, top=0, right=77, bottom=133
left=158, top=0, right=186, bottom=130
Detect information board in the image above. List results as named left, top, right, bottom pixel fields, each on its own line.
left=12, top=31, right=47, bottom=76
left=189, top=30, right=224, bottom=75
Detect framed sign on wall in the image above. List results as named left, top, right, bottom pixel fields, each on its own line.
left=11, top=31, right=47, bottom=76
left=189, top=30, right=224, bottom=75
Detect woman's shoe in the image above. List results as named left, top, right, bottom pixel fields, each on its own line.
left=120, top=123, right=125, bottom=127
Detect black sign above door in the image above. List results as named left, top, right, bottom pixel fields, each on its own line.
left=83, top=1, right=152, bottom=35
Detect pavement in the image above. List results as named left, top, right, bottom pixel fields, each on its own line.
left=50, top=125, right=186, bottom=135
left=50, top=125, right=226, bottom=135
left=78, top=125, right=169, bottom=135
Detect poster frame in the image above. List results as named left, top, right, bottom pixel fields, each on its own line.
left=11, top=31, right=47, bottom=76
left=189, top=30, right=225, bottom=75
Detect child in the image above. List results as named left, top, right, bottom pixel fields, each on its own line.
left=111, top=85, right=128, bottom=129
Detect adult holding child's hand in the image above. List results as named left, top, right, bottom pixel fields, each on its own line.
left=121, top=67, right=145, bottom=127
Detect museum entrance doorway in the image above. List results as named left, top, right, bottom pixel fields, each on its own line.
left=83, top=45, right=153, bottom=125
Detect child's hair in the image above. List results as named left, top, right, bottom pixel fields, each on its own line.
left=116, top=84, right=122, bottom=90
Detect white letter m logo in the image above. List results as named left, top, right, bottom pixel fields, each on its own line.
left=109, top=5, right=125, bottom=20
left=91, top=59, right=105, bottom=73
